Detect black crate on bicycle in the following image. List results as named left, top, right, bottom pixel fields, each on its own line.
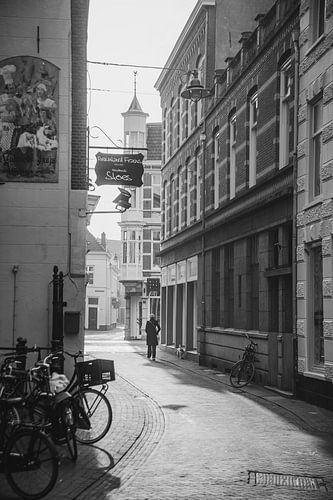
left=76, top=359, right=115, bottom=387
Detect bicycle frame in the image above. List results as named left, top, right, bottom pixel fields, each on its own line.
left=242, top=340, right=257, bottom=363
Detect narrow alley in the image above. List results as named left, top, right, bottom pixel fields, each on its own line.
left=2, top=326, right=330, bottom=500
left=87, top=328, right=333, bottom=500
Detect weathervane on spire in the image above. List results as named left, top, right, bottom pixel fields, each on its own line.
left=134, top=71, right=137, bottom=96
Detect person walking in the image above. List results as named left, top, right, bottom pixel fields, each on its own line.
left=145, top=313, right=160, bottom=361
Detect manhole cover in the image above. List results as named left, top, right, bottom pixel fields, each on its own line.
left=248, top=471, right=327, bottom=492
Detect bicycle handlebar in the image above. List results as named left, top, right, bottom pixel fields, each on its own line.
left=244, top=332, right=257, bottom=346
left=63, top=350, right=83, bottom=359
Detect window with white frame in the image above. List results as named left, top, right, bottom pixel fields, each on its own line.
left=170, top=175, right=175, bottom=234
left=191, top=100, right=198, bottom=130
left=190, top=149, right=201, bottom=223
left=311, top=0, right=325, bottom=43
left=124, top=132, right=130, bottom=149
left=128, top=230, right=136, bottom=263
left=130, top=188, right=136, bottom=209
left=176, top=88, right=181, bottom=149
left=122, top=229, right=137, bottom=264
left=161, top=180, right=166, bottom=240
left=182, top=158, right=192, bottom=226
left=142, top=229, right=160, bottom=270
left=122, top=230, right=127, bottom=264
left=168, top=99, right=174, bottom=157
left=143, top=172, right=161, bottom=218
left=310, top=95, right=323, bottom=199
left=162, top=108, right=167, bottom=163
left=249, top=92, right=258, bottom=185
left=186, top=158, right=192, bottom=226
left=177, top=166, right=182, bottom=231
left=86, top=265, right=94, bottom=284
left=196, top=149, right=201, bottom=220
left=279, top=59, right=291, bottom=169
left=172, top=98, right=177, bottom=152
left=168, top=177, right=174, bottom=235
left=182, top=90, right=189, bottom=140
left=189, top=161, right=195, bottom=224
left=229, top=113, right=236, bottom=199
left=197, top=56, right=204, bottom=122
left=213, top=128, right=220, bottom=208
left=125, top=131, right=144, bottom=149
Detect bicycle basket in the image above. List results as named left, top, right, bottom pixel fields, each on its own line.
left=76, top=359, right=115, bottom=387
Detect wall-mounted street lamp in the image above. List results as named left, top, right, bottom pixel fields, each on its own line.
left=112, top=188, right=132, bottom=212
left=81, top=187, right=132, bottom=216
left=180, top=69, right=212, bottom=102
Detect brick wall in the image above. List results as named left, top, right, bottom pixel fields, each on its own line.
left=146, top=123, right=162, bottom=160
left=71, top=0, right=89, bottom=190
left=205, top=19, right=297, bottom=201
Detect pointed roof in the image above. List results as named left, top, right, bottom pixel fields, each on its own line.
left=122, top=94, right=149, bottom=117
left=128, top=94, right=143, bottom=112
left=122, top=72, right=149, bottom=117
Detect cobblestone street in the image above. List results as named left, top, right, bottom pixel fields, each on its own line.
left=1, top=327, right=333, bottom=499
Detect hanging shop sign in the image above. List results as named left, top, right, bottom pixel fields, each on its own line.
left=95, top=152, right=144, bottom=187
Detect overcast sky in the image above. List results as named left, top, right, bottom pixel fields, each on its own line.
left=87, top=0, right=197, bottom=240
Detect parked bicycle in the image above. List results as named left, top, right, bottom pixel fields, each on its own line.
left=60, top=351, right=114, bottom=444
left=28, top=352, right=78, bottom=461
left=0, top=348, right=78, bottom=461
left=229, top=333, right=258, bottom=388
left=0, top=342, right=115, bottom=447
left=0, top=395, right=59, bottom=499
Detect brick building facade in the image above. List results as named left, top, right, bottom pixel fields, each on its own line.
left=156, top=0, right=299, bottom=392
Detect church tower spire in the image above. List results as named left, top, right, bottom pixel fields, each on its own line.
left=122, top=72, right=149, bottom=151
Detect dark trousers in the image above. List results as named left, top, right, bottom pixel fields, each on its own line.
left=147, top=345, right=156, bottom=359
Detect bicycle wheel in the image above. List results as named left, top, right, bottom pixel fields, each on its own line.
left=229, top=360, right=255, bottom=388
left=73, top=387, right=112, bottom=444
left=5, top=427, right=59, bottom=499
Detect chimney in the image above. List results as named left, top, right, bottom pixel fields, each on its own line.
left=101, top=232, right=106, bottom=249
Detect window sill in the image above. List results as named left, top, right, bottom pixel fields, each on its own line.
left=305, top=34, right=326, bottom=57
left=303, top=196, right=324, bottom=211
left=303, top=370, right=325, bottom=381
left=264, top=266, right=292, bottom=277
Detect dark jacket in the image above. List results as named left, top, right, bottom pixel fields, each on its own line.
left=145, top=318, right=160, bottom=346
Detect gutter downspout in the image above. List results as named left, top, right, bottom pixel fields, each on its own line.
left=198, top=5, right=210, bottom=364
left=200, top=129, right=207, bottom=330
left=12, top=265, right=19, bottom=347
left=292, top=26, right=300, bottom=395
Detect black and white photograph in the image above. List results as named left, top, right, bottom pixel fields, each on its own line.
left=0, top=1, right=333, bottom=499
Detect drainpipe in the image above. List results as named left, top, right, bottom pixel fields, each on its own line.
left=200, top=129, right=207, bottom=331
left=11, top=265, right=19, bottom=347
left=292, top=26, right=300, bottom=395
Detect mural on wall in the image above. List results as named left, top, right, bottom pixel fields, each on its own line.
left=0, top=56, right=59, bottom=183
